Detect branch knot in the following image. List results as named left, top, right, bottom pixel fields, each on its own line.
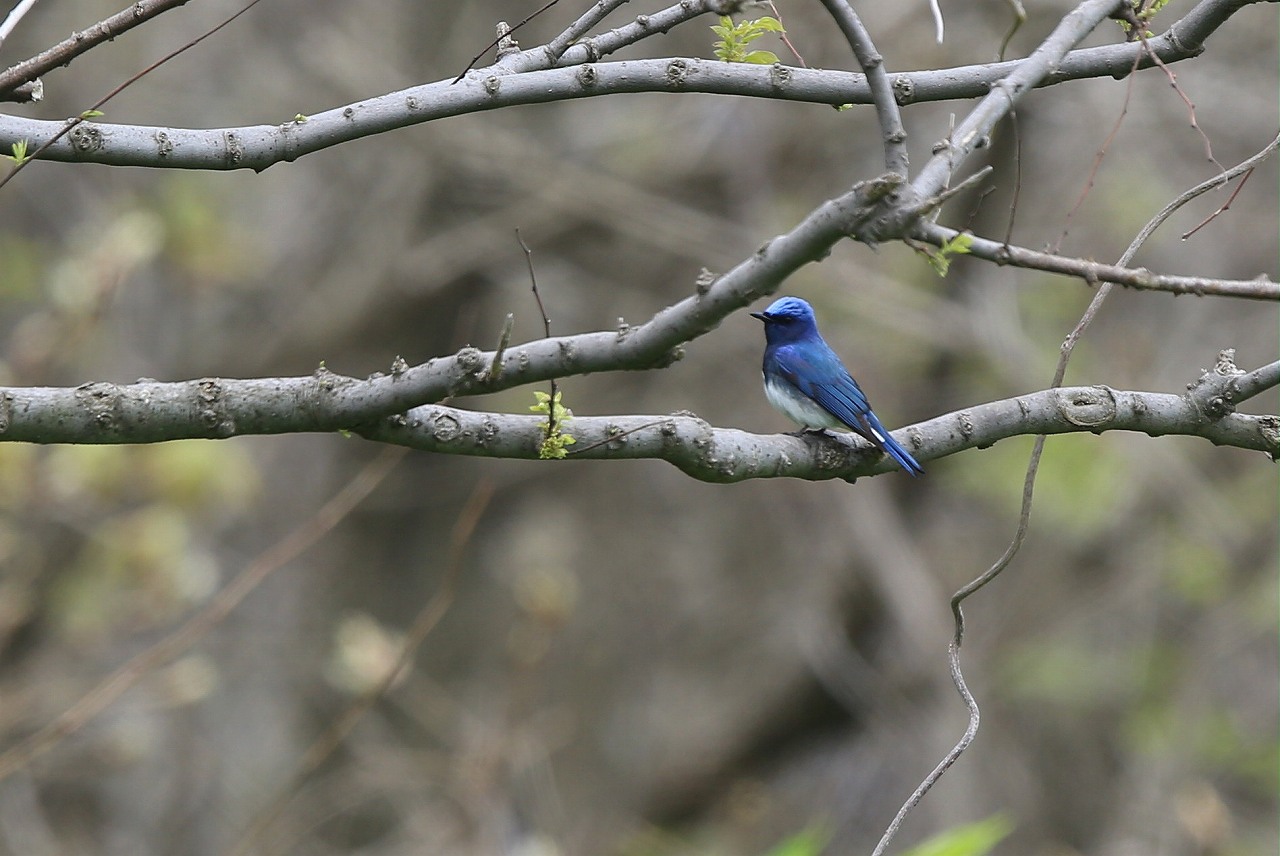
left=1187, top=349, right=1245, bottom=419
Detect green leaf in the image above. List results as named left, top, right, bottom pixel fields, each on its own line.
left=530, top=390, right=550, bottom=413
left=922, top=232, right=973, bottom=277
left=5, top=139, right=31, bottom=165
left=530, top=389, right=575, bottom=459
left=79, top=109, right=104, bottom=119
left=942, top=232, right=972, bottom=257
left=538, top=432, right=576, bottom=460
left=711, top=15, right=786, bottom=63
left=900, top=815, right=1014, bottom=856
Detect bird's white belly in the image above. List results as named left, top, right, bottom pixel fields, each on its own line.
left=762, top=375, right=846, bottom=431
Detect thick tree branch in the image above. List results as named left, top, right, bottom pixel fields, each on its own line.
left=361, top=383, right=1278, bottom=481
left=0, top=174, right=905, bottom=443
left=0, top=0, right=1265, bottom=167
left=0, top=171, right=1270, bottom=448
left=1, top=364, right=1275, bottom=472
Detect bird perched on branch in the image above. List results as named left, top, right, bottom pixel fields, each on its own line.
left=751, top=296, right=924, bottom=477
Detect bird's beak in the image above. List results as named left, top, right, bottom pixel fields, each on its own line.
left=750, top=311, right=767, bottom=321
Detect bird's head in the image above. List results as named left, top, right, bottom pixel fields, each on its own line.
left=750, top=296, right=819, bottom=344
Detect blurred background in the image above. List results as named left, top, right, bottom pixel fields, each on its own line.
left=0, top=1, right=1276, bottom=854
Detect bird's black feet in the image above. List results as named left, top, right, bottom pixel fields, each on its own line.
left=786, top=427, right=835, bottom=438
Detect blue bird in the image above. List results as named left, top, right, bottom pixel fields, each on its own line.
left=751, top=296, right=924, bottom=477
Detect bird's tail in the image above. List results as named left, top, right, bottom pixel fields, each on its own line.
left=864, top=412, right=924, bottom=477
left=881, top=434, right=924, bottom=477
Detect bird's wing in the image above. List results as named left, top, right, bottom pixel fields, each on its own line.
left=771, top=343, right=925, bottom=476
left=771, top=345, right=875, bottom=436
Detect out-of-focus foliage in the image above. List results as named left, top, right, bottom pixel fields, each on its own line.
left=762, top=825, right=828, bottom=856
left=10, top=442, right=261, bottom=642
left=0, top=1, right=1273, bottom=854
left=900, top=815, right=1013, bottom=856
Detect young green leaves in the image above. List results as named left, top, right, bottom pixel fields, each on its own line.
left=711, top=16, right=784, bottom=64
left=530, top=389, right=575, bottom=460
left=4, top=140, right=31, bottom=166
left=922, top=232, right=973, bottom=277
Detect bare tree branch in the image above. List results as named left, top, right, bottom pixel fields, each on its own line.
left=816, top=0, right=910, bottom=175
left=0, top=0, right=268, bottom=192
left=359, top=380, right=1279, bottom=480
left=0, top=0, right=198, bottom=100
left=0, top=364, right=1274, bottom=469
left=494, top=0, right=720, bottom=74
left=879, top=61, right=1279, bottom=853
left=0, top=0, right=1264, bottom=165
left=911, top=0, right=1126, bottom=201
left=545, top=0, right=633, bottom=62
left=0, top=0, right=40, bottom=52
left=912, top=222, right=1280, bottom=300
left=1229, top=359, right=1280, bottom=403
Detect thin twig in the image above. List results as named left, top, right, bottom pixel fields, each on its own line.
left=815, top=0, right=909, bottom=176
left=869, top=430, right=1043, bottom=856
left=225, top=479, right=493, bottom=856
left=1053, top=49, right=1142, bottom=254
left=1139, top=31, right=1224, bottom=173
left=1002, top=110, right=1022, bottom=247
left=0, top=446, right=407, bottom=783
left=908, top=116, right=1266, bottom=842
left=963, top=186, right=996, bottom=231
left=0, top=0, right=267, bottom=191
left=516, top=229, right=560, bottom=442
left=451, top=0, right=562, bottom=84
left=955, top=129, right=1280, bottom=693
left=1181, top=167, right=1252, bottom=240
left=913, top=0, right=1125, bottom=201
left=0, top=0, right=40, bottom=51
left=926, top=165, right=994, bottom=212
left=569, top=418, right=672, bottom=454
left=873, top=49, right=1275, bottom=856
left=914, top=222, right=1280, bottom=301
left=997, top=0, right=1026, bottom=62
left=1228, top=359, right=1280, bottom=404
left=546, top=0, right=629, bottom=62
left=555, top=0, right=714, bottom=66
left=1128, top=130, right=1279, bottom=262
left=0, top=0, right=193, bottom=98
left=487, top=313, right=516, bottom=381
left=763, top=2, right=807, bottom=67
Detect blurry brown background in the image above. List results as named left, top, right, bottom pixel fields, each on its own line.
left=0, top=1, right=1276, bottom=854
